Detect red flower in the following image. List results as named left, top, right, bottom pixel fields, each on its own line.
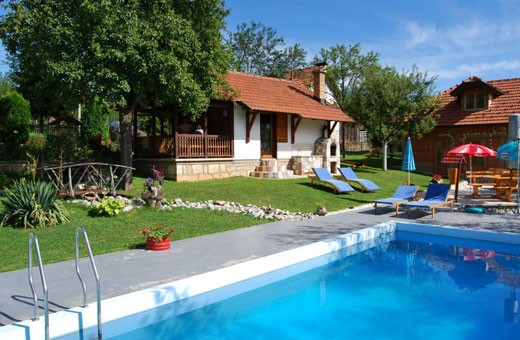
left=139, top=225, right=174, bottom=243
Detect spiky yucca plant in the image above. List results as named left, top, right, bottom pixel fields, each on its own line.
left=0, top=179, right=69, bottom=228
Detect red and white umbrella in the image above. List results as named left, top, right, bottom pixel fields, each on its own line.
left=446, top=143, right=496, bottom=158
left=446, top=143, right=496, bottom=190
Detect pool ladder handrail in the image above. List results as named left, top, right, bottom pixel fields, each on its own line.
left=28, top=232, right=49, bottom=340
left=75, top=226, right=102, bottom=340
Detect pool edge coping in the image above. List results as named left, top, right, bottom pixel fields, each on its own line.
left=3, top=220, right=520, bottom=339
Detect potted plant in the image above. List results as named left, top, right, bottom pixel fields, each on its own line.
left=139, top=225, right=174, bottom=251
left=430, top=174, right=443, bottom=184
left=316, top=201, right=327, bottom=216
left=141, top=167, right=165, bottom=207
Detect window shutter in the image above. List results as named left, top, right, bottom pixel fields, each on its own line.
left=277, top=113, right=288, bottom=142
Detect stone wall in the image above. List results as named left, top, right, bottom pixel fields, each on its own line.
left=134, top=159, right=261, bottom=182
left=289, top=156, right=324, bottom=175
left=0, top=161, right=26, bottom=173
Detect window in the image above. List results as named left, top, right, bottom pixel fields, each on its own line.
left=464, top=92, right=487, bottom=110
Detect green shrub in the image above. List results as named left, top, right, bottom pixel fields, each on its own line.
left=89, top=196, right=125, bottom=217
left=0, top=91, right=32, bottom=159
left=0, top=179, right=69, bottom=228
left=45, top=133, right=88, bottom=162
left=0, top=171, right=13, bottom=189
left=24, top=132, right=47, bottom=155
left=81, top=98, right=111, bottom=148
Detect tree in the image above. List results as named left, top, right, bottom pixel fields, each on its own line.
left=226, top=21, right=308, bottom=76
left=314, top=44, right=379, bottom=111
left=1, top=0, right=230, bottom=188
left=0, top=73, right=15, bottom=95
left=271, top=43, right=308, bottom=78
left=0, top=91, right=32, bottom=159
left=348, top=65, right=441, bottom=170
left=314, top=44, right=379, bottom=150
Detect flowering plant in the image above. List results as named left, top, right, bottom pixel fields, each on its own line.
left=24, top=133, right=47, bottom=154
left=139, top=225, right=174, bottom=243
left=144, top=167, right=164, bottom=192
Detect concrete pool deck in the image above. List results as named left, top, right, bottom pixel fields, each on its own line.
left=1, top=201, right=520, bottom=327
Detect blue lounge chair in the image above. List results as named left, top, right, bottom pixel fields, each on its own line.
left=403, top=184, right=454, bottom=219
left=311, top=168, right=355, bottom=194
left=372, top=185, right=419, bottom=214
left=338, top=167, right=381, bottom=192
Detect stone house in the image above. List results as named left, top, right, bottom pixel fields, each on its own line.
left=412, top=76, right=520, bottom=175
left=133, top=68, right=354, bottom=181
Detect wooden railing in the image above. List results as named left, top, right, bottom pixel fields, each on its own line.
left=135, top=135, right=232, bottom=159
left=42, top=162, right=135, bottom=197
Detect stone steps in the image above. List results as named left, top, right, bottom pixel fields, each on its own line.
left=249, top=159, right=294, bottom=179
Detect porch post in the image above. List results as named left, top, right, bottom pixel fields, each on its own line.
left=174, top=114, right=179, bottom=159
left=246, top=111, right=259, bottom=143
left=291, top=115, right=302, bottom=144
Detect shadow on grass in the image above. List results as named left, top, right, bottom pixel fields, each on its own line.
left=298, top=182, right=355, bottom=195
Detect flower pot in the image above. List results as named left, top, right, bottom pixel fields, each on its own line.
left=146, top=237, right=171, bottom=251
left=142, top=190, right=163, bottom=208
left=316, top=207, right=327, bottom=216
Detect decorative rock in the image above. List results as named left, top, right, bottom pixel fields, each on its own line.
left=70, top=195, right=319, bottom=221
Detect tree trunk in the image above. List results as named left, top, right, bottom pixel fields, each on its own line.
left=382, top=141, right=388, bottom=171
left=120, top=106, right=134, bottom=190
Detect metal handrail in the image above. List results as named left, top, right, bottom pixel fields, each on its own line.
left=28, top=233, right=49, bottom=340
left=75, top=226, right=102, bottom=340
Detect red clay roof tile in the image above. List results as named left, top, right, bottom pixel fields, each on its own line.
left=437, top=77, right=520, bottom=126
left=224, top=72, right=354, bottom=123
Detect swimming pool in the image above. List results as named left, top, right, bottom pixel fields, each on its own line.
left=3, top=221, right=520, bottom=339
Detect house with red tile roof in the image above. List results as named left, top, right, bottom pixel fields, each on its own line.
left=284, top=64, right=370, bottom=151
left=133, top=69, right=354, bottom=181
left=412, top=76, right=520, bottom=174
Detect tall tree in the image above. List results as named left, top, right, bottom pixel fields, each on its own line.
left=314, top=44, right=379, bottom=111
left=271, top=43, right=308, bottom=78
left=348, top=64, right=441, bottom=170
left=314, top=44, right=379, bottom=150
left=226, top=21, right=307, bottom=76
left=1, top=0, right=230, bottom=188
left=0, top=73, right=15, bottom=95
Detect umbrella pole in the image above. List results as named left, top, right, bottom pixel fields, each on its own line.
left=454, top=159, right=462, bottom=202
left=469, top=155, right=472, bottom=196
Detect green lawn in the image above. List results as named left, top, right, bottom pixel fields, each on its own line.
left=1, top=162, right=433, bottom=272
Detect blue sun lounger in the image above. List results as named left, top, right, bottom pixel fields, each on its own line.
left=403, top=183, right=454, bottom=219
left=311, top=168, right=355, bottom=194
left=338, top=167, right=381, bottom=192
left=372, top=185, right=419, bottom=214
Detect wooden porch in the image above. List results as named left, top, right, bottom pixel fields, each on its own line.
left=135, top=134, right=233, bottom=159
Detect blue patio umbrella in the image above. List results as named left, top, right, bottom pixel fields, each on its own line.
left=497, top=140, right=520, bottom=213
left=497, top=140, right=519, bottom=161
left=402, top=137, right=416, bottom=185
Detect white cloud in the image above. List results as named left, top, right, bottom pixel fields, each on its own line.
left=405, top=22, right=438, bottom=45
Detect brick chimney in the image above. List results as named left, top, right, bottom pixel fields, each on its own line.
left=312, top=62, right=327, bottom=104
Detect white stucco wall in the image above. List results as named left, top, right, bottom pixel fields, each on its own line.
left=290, top=119, right=337, bottom=156
left=233, top=103, right=261, bottom=160
left=232, top=103, right=341, bottom=160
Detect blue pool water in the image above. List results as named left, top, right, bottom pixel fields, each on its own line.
left=111, top=231, right=520, bottom=339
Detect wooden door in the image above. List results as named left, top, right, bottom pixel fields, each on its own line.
left=260, top=113, right=276, bottom=158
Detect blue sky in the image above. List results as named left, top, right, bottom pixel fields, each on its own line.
left=1, top=0, right=519, bottom=92
left=225, top=0, right=520, bottom=91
